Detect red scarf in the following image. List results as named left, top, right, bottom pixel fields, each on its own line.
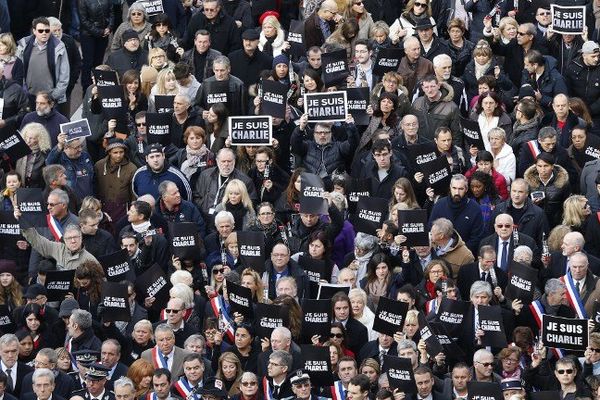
left=425, top=280, right=436, bottom=299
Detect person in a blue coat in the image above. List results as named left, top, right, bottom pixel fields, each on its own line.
left=45, top=134, right=95, bottom=200
left=521, top=51, right=568, bottom=112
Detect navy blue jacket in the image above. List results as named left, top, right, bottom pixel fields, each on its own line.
left=428, top=196, right=484, bottom=254
left=155, top=199, right=207, bottom=237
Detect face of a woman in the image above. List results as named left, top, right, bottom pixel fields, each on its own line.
left=126, top=80, right=139, bottom=94
left=77, top=277, right=91, bottom=289
left=19, top=336, right=33, bottom=356
left=581, top=199, right=592, bottom=216
left=294, top=176, right=301, bottom=191
left=235, top=328, right=252, bottom=349
left=275, top=63, right=288, bottom=79
left=262, top=24, right=276, bottom=37
left=375, top=263, right=389, bottom=279
left=448, top=27, right=463, bottom=42
left=555, top=364, right=576, bottom=386
left=25, top=133, right=40, bottom=149
left=503, top=24, right=517, bottom=39
left=329, top=345, right=339, bottom=365
left=489, top=134, right=503, bottom=150
left=228, top=189, right=242, bottom=205
left=412, top=0, right=428, bottom=16
left=477, top=160, right=493, bottom=175
left=380, top=98, right=394, bottom=113
left=222, top=360, right=237, bottom=380
left=475, top=54, right=490, bottom=66
left=6, top=175, right=20, bottom=192
left=257, top=206, right=275, bottom=225
left=57, top=354, right=71, bottom=371
left=383, top=79, right=398, bottom=93
left=403, top=321, right=418, bottom=337
left=361, top=366, right=378, bottom=383
left=470, top=179, right=486, bottom=199
left=352, top=0, right=365, bottom=13
left=394, top=187, right=406, bottom=202
left=0, top=272, right=13, bottom=287
left=427, top=264, right=445, bottom=283
left=0, top=42, right=8, bottom=55
left=187, top=132, right=203, bottom=150
left=501, top=354, right=519, bottom=373
left=207, top=108, right=218, bottom=124
left=351, top=298, right=364, bottom=316
left=140, top=375, right=152, bottom=389
left=481, top=96, right=497, bottom=115
left=156, top=23, right=168, bottom=35
left=240, top=377, right=259, bottom=397
left=26, top=314, right=41, bottom=331
left=165, top=76, right=177, bottom=90
left=241, top=276, right=257, bottom=293
left=330, top=328, right=343, bottom=345
left=304, top=75, right=317, bottom=91
left=572, top=129, right=586, bottom=150
left=374, top=31, right=387, bottom=44
left=133, top=326, right=152, bottom=344
left=309, top=239, right=325, bottom=259
left=152, top=54, right=166, bottom=68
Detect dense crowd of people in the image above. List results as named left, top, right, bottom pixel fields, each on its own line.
left=3, top=0, right=600, bottom=399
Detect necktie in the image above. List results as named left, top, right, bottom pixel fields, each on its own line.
left=481, top=272, right=487, bottom=282
left=576, top=281, right=581, bottom=294
left=5, top=368, right=12, bottom=391
left=500, top=241, right=509, bottom=271
left=379, top=349, right=386, bottom=366
left=273, top=385, right=280, bottom=398
left=164, top=355, right=169, bottom=367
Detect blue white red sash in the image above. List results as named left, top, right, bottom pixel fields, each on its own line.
left=526, top=140, right=541, bottom=159
left=145, top=393, right=158, bottom=400
left=65, top=337, right=78, bottom=370
left=151, top=346, right=169, bottom=369
left=529, top=300, right=565, bottom=359
left=263, top=377, right=275, bottom=400
left=173, top=377, right=198, bottom=400
left=331, top=380, right=346, bottom=400
left=425, top=299, right=437, bottom=315
left=560, top=273, right=587, bottom=319
left=210, top=296, right=235, bottom=342
left=47, top=214, right=64, bottom=241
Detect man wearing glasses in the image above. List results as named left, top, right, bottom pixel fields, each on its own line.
left=304, top=0, right=341, bottom=49
left=156, top=298, right=199, bottom=348
left=264, top=351, right=293, bottom=400
left=183, top=0, right=241, bottom=54
left=472, top=349, right=501, bottom=383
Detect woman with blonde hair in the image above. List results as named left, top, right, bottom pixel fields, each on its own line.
left=498, top=17, right=518, bottom=44
left=126, top=358, right=154, bottom=398
left=258, top=15, right=289, bottom=58
left=241, top=268, right=266, bottom=303
left=148, top=68, right=178, bottom=112
left=547, top=224, right=571, bottom=253
left=369, top=71, right=411, bottom=113
left=0, top=32, right=23, bottom=83
left=562, top=195, right=591, bottom=233
left=16, top=123, right=52, bottom=188
left=403, top=309, right=420, bottom=341
left=344, top=0, right=374, bottom=39
left=215, top=179, right=256, bottom=230
left=389, top=177, right=419, bottom=210
left=216, top=352, right=243, bottom=396
left=360, top=358, right=380, bottom=394
left=389, top=0, right=437, bottom=44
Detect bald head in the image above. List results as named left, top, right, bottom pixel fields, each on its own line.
left=318, top=0, right=338, bottom=19
left=403, top=37, right=421, bottom=62
left=562, top=231, right=585, bottom=257
left=137, top=194, right=156, bottom=209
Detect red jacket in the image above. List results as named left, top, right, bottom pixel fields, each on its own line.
left=465, top=166, right=509, bottom=200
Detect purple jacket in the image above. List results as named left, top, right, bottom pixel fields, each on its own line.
left=333, top=220, right=356, bottom=268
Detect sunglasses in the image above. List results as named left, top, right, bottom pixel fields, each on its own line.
left=37, top=29, right=51, bottom=33
left=477, top=361, right=494, bottom=367
left=165, top=309, right=182, bottom=313
left=414, top=2, right=427, bottom=7
left=330, top=333, right=343, bottom=338
left=495, top=224, right=512, bottom=228
left=136, top=122, right=146, bottom=126
left=213, top=268, right=225, bottom=274
left=241, top=382, right=258, bottom=387
left=354, top=1, right=363, bottom=4
left=517, top=31, right=530, bottom=36
left=537, top=11, right=550, bottom=15
left=556, top=369, right=574, bottom=375
left=131, top=12, right=143, bottom=16
left=155, top=22, right=168, bottom=27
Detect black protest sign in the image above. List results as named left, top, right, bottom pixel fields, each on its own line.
left=300, top=345, right=333, bottom=387
left=421, top=156, right=451, bottom=192
left=0, top=305, right=15, bottom=334
left=542, top=314, right=588, bottom=351
left=170, top=222, right=202, bottom=260
left=419, top=321, right=444, bottom=358
left=97, top=249, right=134, bottom=282
left=100, top=281, right=131, bottom=322
left=237, top=231, right=265, bottom=273
left=345, top=87, right=370, bottom=126
left=60, top=119, right=92, bottom=141
left=261, top=80, right=287, bottom=119
left=373, top=297, right=409, bottom=336
left=97, top=85, right=127, bottom=121
left=505, top=261, right=538, bottom=304
left=383, top=355, right=416, bottom=393
left=146, top=112, right=172, bottom=146
left=287, top=20, right=305, bottom=59
left=317, top=283, right=351, bottom=300
left=406, top=142, right=438, bottom=172
left=551, top=4, right=586, bottom=34
left=16, top=188, right=46, bottom=229
left=0, top=212, right=20, bottom=249
left=429, top=322, right=466, bottom=360
left=593, top=301, right=600, bottom=332
left=138, top=0, right=164, bottom=15
left=254, top=303, right=289, bottom=339
left=93, top=69, right=119, bottom=86
left=373, top=47, right=404, bottom=76
left=45, top=270, right=75, bottom=302
left=467, top=381, right=503, bottom=400
left=354, top=197, right=388, bottom=236
left=581, top=143, right=600, bottom=163
left=397, top=209, right=428, bottom=247
left=135, top=263, right=171, bottom=310
left=300, top=173, right=328, bottom=214
left=348, top=178, right=371, bottom=215
left=226, top=280, right=253, bottom=318
left=530, top=391, right=561, bottom=400
left=478, top=305, right=508, bottom=348
left=155, top=95, right=175, bottom=114
left=305, top=91, right=347, bottom=123
left=437, top=297, right=471, bottom=337
left=0, top=128, right=31, bottom=161
left=322, top=49, right=349, bottom=87
left=301, top=299, right=331, bottom=340
left=229, top=116, right=272, bottom=146
left=204, top=80, right=230, bottom=108
left=299, top=255, right=328, bottom=298
left=460, top=117, right=485, bottom=150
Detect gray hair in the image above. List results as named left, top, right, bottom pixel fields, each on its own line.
left=214, top=210, right=235, bottom=226
left=396, top=339, right=417, bottom=352
left=538, top=126, right=557, bottom=141
left=102, top=338, right=121, bottom=355
left=432, top=218, right=454, bottom=239
left=565, top=231, right=585, bottom=249
left=495, top=213, right=514, bottom=225
left=513, top=245, right=533, bottom=264
left=354, top=232, right=378, bottom=251
left=403, top=36, right=419, bottom=50
left=469, top=281, right=492, bottom=299
left=473, top=348, right=493, bottom=363
left=32, top=368, right=55, bottom=385
left=0, top=334, right=18, bottom=348
left=432, top=54, right=452, bottom=67
left=114, top=376, right=135, bottom=392
left=47, top=17, right=61, bottom=27
left=158, top=180, right=176, bottom=198
left=276, top=276, right=297, bottom=292
left=155, top=323, right=175, bottom=337
left=64, top=137, right=83, bottom=149
left=348, top=288, right=368, bottom=304
left=37, top=348, right=58, bottom=364
left=175, top=93, right=191, bottom=105
left=213, top=55, right=231, bottom=69
left=270, top=350, right=293, bottom=370
left=64, top=224, right=82, bottom=237
left=71, top=309, right=93, bottom=330
left=184, top=334, right=206, bottom=350
left=169, top=283, right=194, bottom=308
left=488, top=127, right=506, bottom=141
left=271, top=326, right=292, bottom=342
left=49, top=188, right=69, bottom=206
left=571, top=251, right=589, bottom=267
left=545, top=278, right=566, bottom=296
left=451, top=174, right=468, bottom=189
left=241, top=371, right=258, bottom=383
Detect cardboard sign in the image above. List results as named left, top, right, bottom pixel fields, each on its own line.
left=134, top=264, right=171, bottom=310
left=229, top=116, right=272, bottom=146
left=347, top=178, right=371, bottom=215
left=146, top=112, right=172, bottom=146
left=155, top=95, right=175, bottom=114
left=316, top=282, right=350, bottom=300
left=237, top=231, right=266, bottom=273
left=300, top=345, right=333, bottom=387
left=373, top=47, right=404, bottom=76
left=383, top=355, right=416, bottom=393
left=301, top=299, right=331, bottom=340
left=354, top=197, right=388, bottom=236
left=299, top=173, right=328, bottom=214
left=304, top=91, right=347, bottom=123
left=97, top=249, right=134, bottom=283
left=460, top=117, right=486, bottom=150
left=45, top=270, right=75, bottom=302
left=419, top=321, right=444, bottom=358
left=321, top=49, right=349, bottom=87
left=261, top=80, right=287, bottom=119
left=551, top=4, right=586, bottom=34
left=397, top=209, right=428, bottom=247
left=373, top=297, right=409, bottom=336
left=478, top=305, right=508, bottom=348
left=345, top=87, right=370, bottom=126
left=437, top=297, right=471, bottom=337
left=593, top=300, right=600, bottom=332
left=542, top=314, right=588, bottom=351
left=60, top=118, right=92, bottom=141
left=0, top=304, right=15, bottom=334
left=0, top=128, right=31, bottom=161
left=226, top=280, right=253, bottom=318
left=138, top=0, right=164, bottom=15
left=421, top=156, right=451, bottom=192
left=504, top=261, right=537, bottom=304
left=254, top=303, right=289, bottom=339
left=429, top=322, right=466, bottom=360
left=100, top=281, right=131, bottom=322
left=16, top=188, right=46, bottom=229
left=407, top=142, right=438, bottom=172
left=204, top=80, right=230, bottom=107
left=0, top=212, right=20, bottom=247
left=170, top=222, right=202, bottom=260
left=467, top=381, right=503, bottom=400
left=93, top=69, right=119, bottom=86
left=299, top=255, right=329, bottom=299
left=97, top=85, right=127, bottom=121
left=287, top=20, right=305, bottom=59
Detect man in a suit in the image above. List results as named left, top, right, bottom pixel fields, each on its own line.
left=543, top=231, right=600, bottom=282
left=21, top=368, right=66, bottom=400
left=141, top=324, right=191, bottom=379
left=346, top=374, right=371, bottom=400
left=170, top=353, right=204, bottom=399
left=357, top=333, right=398, bottom=366
left=20, top=348, right=75, bottom=399
left=411, top=366, right=446, bottom=400
left=262, top=351, right=294, bottom=400
left=0, top=371, right=18, bottom=400
left=563, top=252, right=600, bottom=311
left=118, top=282, right=148, bottom=337
left=101, top=340, right=129, bottom=392
left=153, top=298, right=199, bottom=348
left=331, top=292, right=368, bottom=356
left=479, top=213, right=541, bottom=271
left=0, top=333, right=34, bottom=396
left=256, top=327, right=303, bottom=378
left=457, top=245, right=508, bottom=301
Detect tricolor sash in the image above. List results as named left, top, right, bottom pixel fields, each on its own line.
left=331, top=380, right=346, bottom=400
left=173, top=377, right=199, bottom=400
left=210, top=296, right=235, bottom=342
left=146, top=393, right=159, bottom=400
left=425, top=299, right=437, bottom=315
left=526, top=140, right=541, bottom=159
left=151, top=346, right=169, bottom=369
left=560, top=273, right=587, bottom=319
left=263, top=377, right=275, bottom=400
left=65, top=337, right=78, bottom=370
left=47, top=214, right=64, bottom=241
left=529, top=300, right=565, bottom=359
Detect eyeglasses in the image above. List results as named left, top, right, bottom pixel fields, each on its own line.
left=517, top=31, right=530, bottom=36
left=503, top=358, right=519, bottom=364
left=155, top=22, right=168, bottom=27
left=476, top=361, right=494, bottom=367
left=136, top=122, right=146, bottom=126
left=212, top=268, right=225, bottom=274
left=537, top=11, right=550, bottom=15
left=429, top=269, right=444, bottom=275
left=495, top=224, right=512, bottom=228
left=37, top=29, right=51, bottom=33
left=241, top=381, right=258, bottom=387
left=64, top=236, right=80, bottom=241
left=259, top=212, right=274, bottom=216
left=268, top=361, right=284, bottom=367
left=354, top=1, right=363, bottom=4
left=556, top=369, right=574, bottom=375
left=204, top=7, right=217, bottom=12
left=131, top=12, right=143, bottom=16
left=330, top=333, right=344, bottom=338
left=165, top=308, right=182, bottom=313
left=47, top=202, right=62, bottom=208
left=414, top=2, right=427, bottom=7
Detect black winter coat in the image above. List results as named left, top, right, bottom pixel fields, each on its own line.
left=78, top=0, right=114, bottom=37
left=183, top=11, right=241, bottom=55
left=564, top=56, right=600, bottom=119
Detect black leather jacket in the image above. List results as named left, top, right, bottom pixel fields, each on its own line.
left=78, top=0, right=114, bottom=37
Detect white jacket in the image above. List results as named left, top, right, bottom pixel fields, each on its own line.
left=494, top=142, right=516, bottom=184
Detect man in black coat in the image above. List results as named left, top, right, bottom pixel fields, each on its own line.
left=541, top=231, right=600, bottom=282
left=262, top=243, right=310, bottom=300
left=256, top=327, right=304, bottom=378
left=21, top=368, right=67, bottom=400
left=357, top=139, right=408, bottom=198
left=106, top=29, right=148, bottom=78
left=19, top=348, right=75, bottom=399
left=457, top=245, right=509, bottom=300
left=228, top=28, right=272, bottom=97
left=331, top=292, right=368, bottom=356
left=183, top=0, right=241, bottom=54
left=564, top=42, right=600, bottom=134
left=100, top=339, right=129, bottom=392
left=357, top=333, right=398, bottom=365
left=540, top=94, right=586, bottom=148
left=0, top=334, right=34, bottom=397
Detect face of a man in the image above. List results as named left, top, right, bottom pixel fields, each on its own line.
left=195, top=34, right=211, bottom=53
left=450, top=180, right=467, bottom=203
left=313, top=126, right=332, bottom=145
left=471, top=292, right=491, bottom=306
left=85, top=378, right=107, bottom=397
left=35, top=95, right=52, bottom=116
left=570, top=255, right=588, bottom=280
left=474, top=354, right=494, bottom=378
left=373, top=147, right=391, bottom=170
left=153, top=375, right=171, bottom=398
left=510, top=182, right=528, bottom=206
left=33, top=375, right=55, bottom=400
left=422, top=80, right=440, bottom=100
left=0, top=341, right=18, bottom=368
left=292, top=380, right=312, bottom=399
left=337, top=361, right=357, bottom=383
left=155, top=330, right=175, bottom=354
left=435, top=131, right=452, bottom=153
left=217, top=151, right=235, bottom=176
left=535, top=8, right=551, bottom=26
left=334, top=300, right=350, bottom=320
left=47, top=193, right=67, bottom=218
left=243, top=38, right=259, bottom=54
left=114, top=384, right=135, bottom=400
left=63, top=229, right=83, bottom=252
left=355, top=44, right=371, bottom=64
left=308, top=51, right=322, bottom=68
left=539, top=137, right=557, bottom=153
left=124, top=38, right=140, bottom=52
left=583, top=51, right=600, bottom=67
left=146, top=152, right=165, bottom=172
left=398, top=347, right=417, bottom=367
left=405, top=41, right=421, bottom=62
left=213, top=62, right=230, bottom=81
left=109, top=147, right=126, bottom=164
left=434, top=58, right=452, bottom=81
left=267, top=357, right=287, bottom=379
left=163, top=183, right=181, bottom=208
left=561, top=235, right=579, bottom=256
left=479, top=252, right=496, bottom=272
left=271, top=245, right=290, bottom=270
left=101, top=342, right=120, bottom=368
left=121, top=237, right=138, bottom=257
left=346, top=383, right=368, bottom=400
left=494, top=215, right=513, bottom=240
left=553, top=96, right=569, bottom=119
left=173, top=96, right=189, bottom=115
left=452, top=367, right=470, bottom=391
left=33, top=23, right=51, bottom=44
left=166, top=299, right=184, bottom=325
left=516, top=28, right=532, bottom=46
left=415, top=373, right=434, bottom=398
left=183, top=359, right=204, bottom=383
left=80, top=216, right=100, bottom=236
left=203, top=1, right=220, bottom=20
left=417, top=27, right=433, bottom=44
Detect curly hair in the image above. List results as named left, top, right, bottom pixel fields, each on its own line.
left=272, top=295, right=303, bottom=340
left=74, top=261, right=105, bottom=304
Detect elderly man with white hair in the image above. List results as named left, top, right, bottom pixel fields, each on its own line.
left=544, top=231, right=600, bottom=280
left=0, top=334, right=33, bottom=396
left=397, top=36, right=434, bottom=95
